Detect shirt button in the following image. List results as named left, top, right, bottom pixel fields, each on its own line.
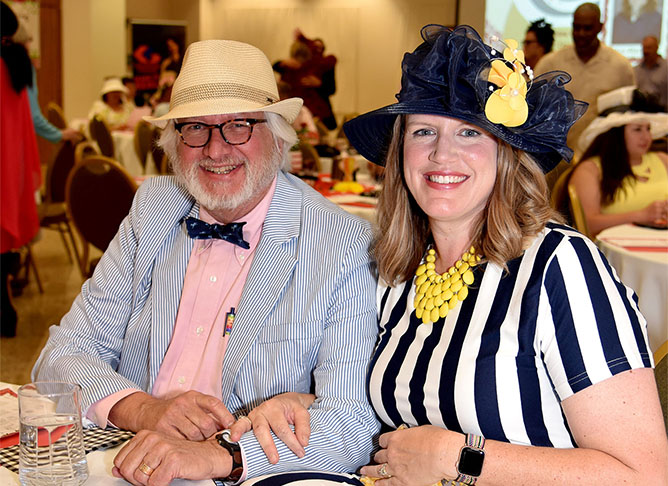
left=178, top=376, right=186, bottom=385
left=239, top=254, right=245, bottom=261
left=196, top=326, right=204, bottom=335
left=210, top=275, right=217, bottom=282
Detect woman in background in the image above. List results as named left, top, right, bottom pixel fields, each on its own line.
left=0, top=1, right=42, bottom=337
left=88, top=77, right=133, bottom=131
left=11, top=21, right=80, bottom=144
left=571, top=86, right=668, bottom=237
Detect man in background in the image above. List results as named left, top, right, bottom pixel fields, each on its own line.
left=635, top=35, right=667, bottom=111
left=535, top=2, right=635, bottom=178
left=523, top=18, right=554, bottom=70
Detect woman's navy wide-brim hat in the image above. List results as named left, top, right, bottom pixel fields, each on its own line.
left=343, top=25, right=588, bottom=173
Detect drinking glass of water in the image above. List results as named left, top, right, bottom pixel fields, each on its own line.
left=18, top=382, right=88, bottom=486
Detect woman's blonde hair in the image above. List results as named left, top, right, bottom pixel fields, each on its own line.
left=375, top=116, right=562, bottom=285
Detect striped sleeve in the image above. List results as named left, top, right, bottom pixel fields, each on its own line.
left=539, top=226, right=652, bottom=401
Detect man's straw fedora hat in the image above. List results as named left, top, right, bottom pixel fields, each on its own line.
left=145, top=39, right=303, bottom=129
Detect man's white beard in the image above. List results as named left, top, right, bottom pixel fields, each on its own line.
left=173, top=147, right=283, bottom=213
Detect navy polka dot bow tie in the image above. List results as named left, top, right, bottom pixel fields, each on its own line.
left=185, top=217, right=250, bottom=249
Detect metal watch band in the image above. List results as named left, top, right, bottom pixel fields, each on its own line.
left=215, top=430, right=243, bottom=482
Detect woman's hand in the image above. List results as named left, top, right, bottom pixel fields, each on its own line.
left=359, top=425, right=458, bottom=486
left=228, top=392, right=315, bottom=464
left=638, top=199, right=668, bottom=224
left=112, top=430, right=231, bottom=486
left=60, top=128, right=82, bottom=143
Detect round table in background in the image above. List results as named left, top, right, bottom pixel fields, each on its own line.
left=596, top=224, right=668, bottom=354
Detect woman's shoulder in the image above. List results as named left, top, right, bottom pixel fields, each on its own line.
left=574, top=156, right=601, bottom=172
left=648, top=151, right=668, bottom=166
left=526, top=223, right=599, bottom=263
left=570, top=157, right=601, bottom=184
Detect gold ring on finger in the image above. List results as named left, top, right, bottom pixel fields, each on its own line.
left=378, top=463, right=391, bottom=478
left=239, top=415, right=253, bottom=427
left=138, top=462, right=154, bottom=476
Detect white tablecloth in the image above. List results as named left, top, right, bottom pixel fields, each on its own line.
left=0, top=443, right=212, bottom=485
left=325, top=193, right=377, bottom=223
left=70, top=119, right=159, bottom=178
left=596, top=224, right=668, bottom=353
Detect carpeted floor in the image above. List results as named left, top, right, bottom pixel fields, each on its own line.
left=0, top=229, right=98, bottom=386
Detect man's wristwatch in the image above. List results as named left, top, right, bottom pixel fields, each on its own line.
left=454, top=433, right=485, bottom=485
left=215, top=430, right=243, bottom=482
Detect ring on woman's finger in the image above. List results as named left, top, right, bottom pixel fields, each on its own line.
left=378, top=463, right=391, bottom=478
left=138, top=462, right=154, bottom=476
left=239, top=415, right=252, bottom=427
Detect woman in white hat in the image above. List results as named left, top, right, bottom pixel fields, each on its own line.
left=570, top=86, right=668, bottom=236
left=87, top=77, right=133, bottom=130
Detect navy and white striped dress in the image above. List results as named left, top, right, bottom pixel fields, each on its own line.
left=368, top=223, right=653, bottom=447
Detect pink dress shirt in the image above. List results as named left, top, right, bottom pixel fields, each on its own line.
left=86, top=178, right=276, bottom=427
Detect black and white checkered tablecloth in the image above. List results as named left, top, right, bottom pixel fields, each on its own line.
left=0, top=426, right=134, bottom=474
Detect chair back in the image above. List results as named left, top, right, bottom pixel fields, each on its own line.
left=134, top=120, right=153, bottom=173
left=66, top=155, right=137, bottom=254
left=335, top=113, right=358, bottom=142
left=44, top=141, right=77, bottom=204
left=314, top=119, right=330, bottom=140
left=654, top=340, right=668, bottom=433
left=89, top=115, right=115, bottom=158
left=550, top=165, right=574, bottom=225
left=568, top=184, right=590, bottom=238
left=300, top=141, right=321, bottom=173
left=46, top=102, right=67, bottom=129
left=151, top=128, right=167, bottom=173
left=74, top=141, right=100, bottom=166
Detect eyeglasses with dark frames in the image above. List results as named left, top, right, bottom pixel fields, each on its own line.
left=174, top=118, right=268, bottom=147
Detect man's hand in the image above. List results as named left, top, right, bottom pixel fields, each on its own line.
left=112, top=430, right=231, bottom=486
left=109, top=391, right=235, bottom=440
left=228, top=392, right=315, bottom=463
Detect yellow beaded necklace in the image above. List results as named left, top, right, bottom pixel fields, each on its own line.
left=413, top=246, right=481, bottom=325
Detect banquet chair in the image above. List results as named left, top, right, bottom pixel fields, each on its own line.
left=65, top=155, right=138, bottom=277
left=88, top=115, right=115, bottom=158
left=550, top=166, right=575, bottom=225
left=15, top=244, right=43, bottom=294
left=133, top=120, right=153, bottom=173
left=74, top=140, right=100, bottom=166
left=151, top=128, right=169, bottom=174
left=300, top=141, right=321, bottom=173
left=568, top=184, right=590, bottom=239
left=46, top=101, right=67, bottom=129
left=38, top=140, right=81, bottom=266
left=655, top=340, right=668, bottom=433
left=335, top=113, right=358, bottom=142
left=314, top=118, right=330, bottom=140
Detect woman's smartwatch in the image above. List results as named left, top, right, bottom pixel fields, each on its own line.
left=454, top=433, right=485, bottom=485
left=215, top=430, right=243, bottom=482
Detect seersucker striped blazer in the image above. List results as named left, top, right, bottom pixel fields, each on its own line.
left=32, top=171, right=381, bottom=476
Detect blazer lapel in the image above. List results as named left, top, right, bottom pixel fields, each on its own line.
left=220, top=172, right=302, bottom=402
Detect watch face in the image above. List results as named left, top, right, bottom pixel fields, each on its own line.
left=459, top=446, right=485, bottom=476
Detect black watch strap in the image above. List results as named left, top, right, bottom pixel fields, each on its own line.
left=215, top=430, right=243, bottom=482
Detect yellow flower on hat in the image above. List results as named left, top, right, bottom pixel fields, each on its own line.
left=503, top=39, right=525, bottom=65
left=485, top=40, right=529, bottom=127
